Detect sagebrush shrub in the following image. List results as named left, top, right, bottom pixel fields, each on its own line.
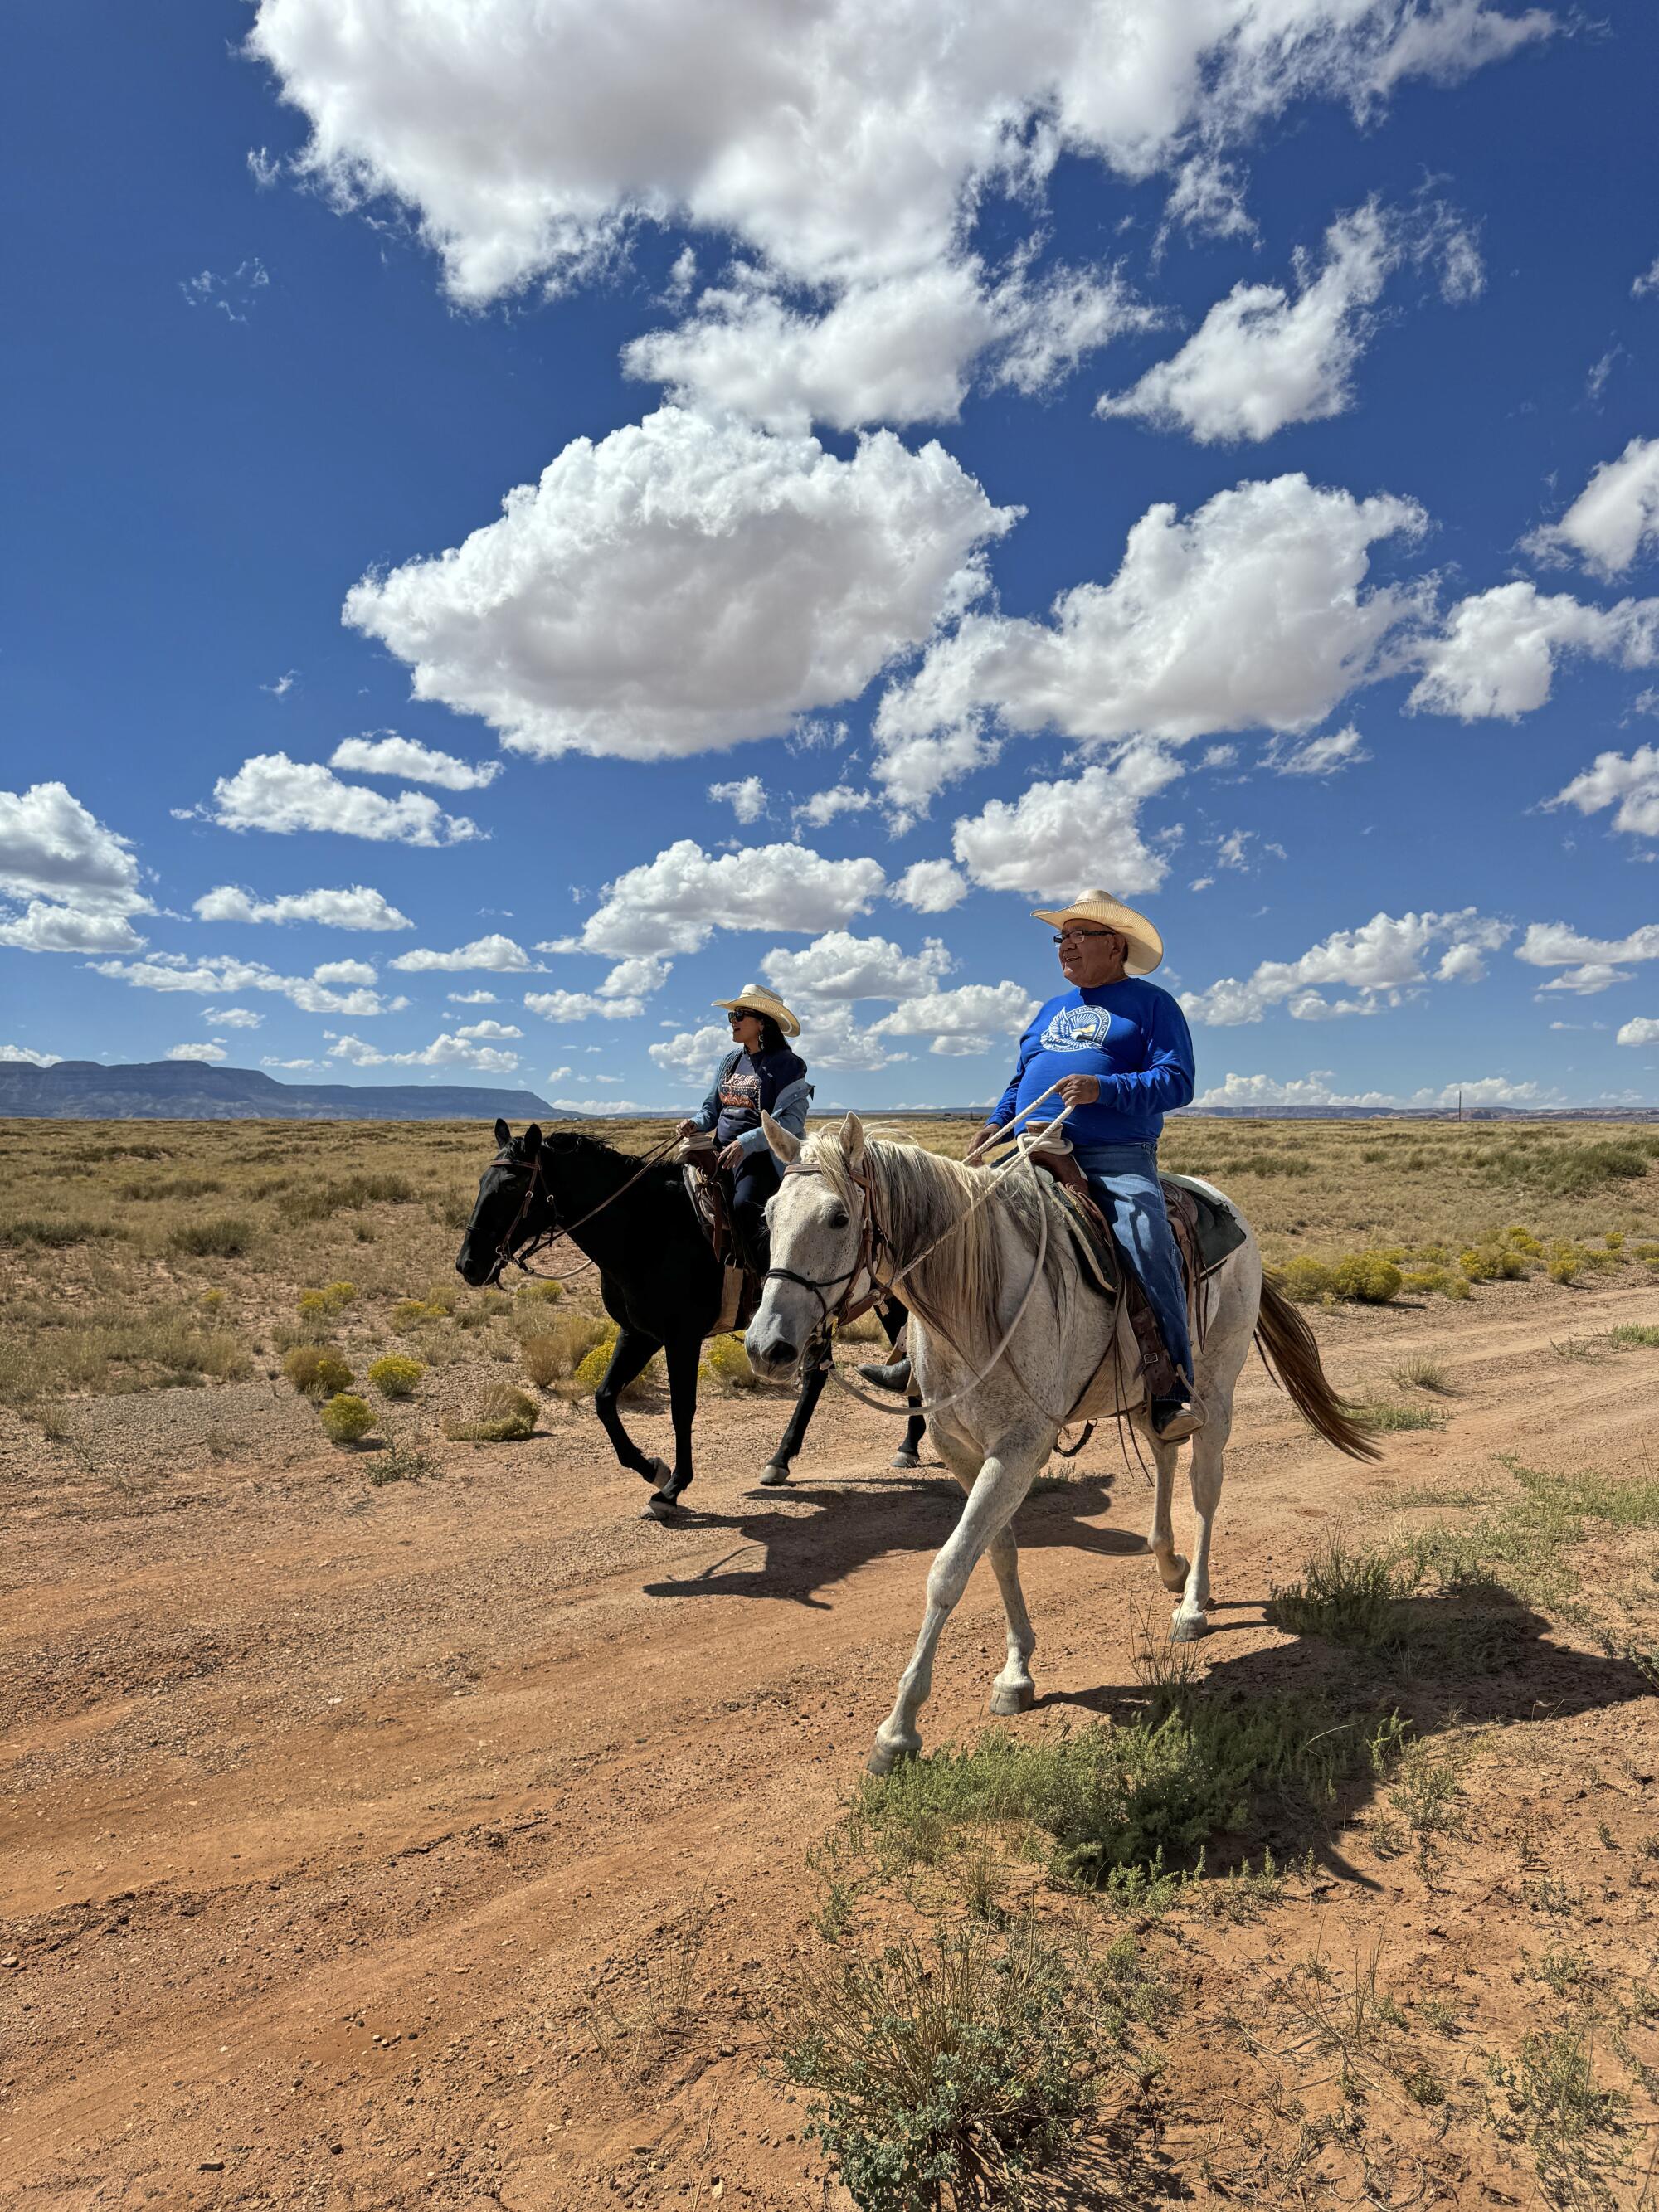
left=319, top=1393, right=375, bottom=1446
left=169, top=1217, right=255, bottom=1257
left=1278, top=1257, right=1335, bottom=1304
left=1548, top=1254, right=1583, bottom=1285
left=1332, top=1253, right=1403, bottom=1305
left=703, top=1332, right=759, bottom=1389
left=297, top=1281, right=357, bottom=1320
left=282, top=1344, right=353, bottom=1398
left=367, top=1354, right=423, bottom=1399
left=445, top=1383, right=538, bottom=1442
left=515, top=1280, right=563, bottom=1305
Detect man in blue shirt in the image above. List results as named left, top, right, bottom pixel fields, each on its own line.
left=985, top=889, right=1199, bottom=1439
left=862, top=887, right=1200, bottom=1441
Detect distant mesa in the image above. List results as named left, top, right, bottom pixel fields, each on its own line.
left=0, top=1059, right=564, bottom=1123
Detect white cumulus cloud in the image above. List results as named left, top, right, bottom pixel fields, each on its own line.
left=1545, top=747, right=1659, bottom=839
left=343, top=408, right=1014, bottom=763
left=1266, top=724, right=1370, bottom=775
left=165, top=1042, right=230, bottom=1063
left=1410, top=583, right=1659, bottom=719
left=0, top=1045, right=63, bottom=1067
left=389, top=933, right=537, bottom=973
left=1191, top=1070, right=1399, bottom=1107
left=1526, top=436, right=1659, bottom=577
left=1617, top=1018, right=1659, bottom=1048
left=326, top=1031, right=520, bottom=1073
left=709, top=775, right=768, bottom=824
left=192, top=883, right=414, bottom=930
left=0, top=781, right=154, bottom=954
left=1185, top=909, right=1508, bottom=1026
left=573, top=838, right=886, bottom=955
left=213, top=1008, right=265, bottom=1028
left=761, top=930, right=953, bottom=1004
left=875, top=474, right=1427, bottom=808
left=523, top=989, right=647, bottom=1023
left=199, top=754, right=483, bottom=844
left=874, top=980, right=1038, bottom=1057
left=88, top=952, right=407, bottom=1018
left=951, top=750, right=1182, bottom=897
left=793, top=785, right=873, bottom=828
left=329, top=733, right=502, bottom=790
left=891, top=858, right=967, bottom=912
left=1515, top=920, right=1659, bottom=969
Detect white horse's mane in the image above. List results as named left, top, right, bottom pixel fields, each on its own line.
left=803, top=1125, right=1064, bottom=1363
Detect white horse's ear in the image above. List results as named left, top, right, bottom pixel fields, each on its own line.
left=840, top=1111, right=866, bottom=1168
left=761, top=1110, right=800, bottom=1163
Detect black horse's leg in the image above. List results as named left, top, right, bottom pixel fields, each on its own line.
left=650, top=1334, right=703, bottom=1514
left=757, top=1338, right=830, bottom=1487
left=876, top=1298, right=927, bottom=1471
left=593, top=1325, right=666, bottom=1486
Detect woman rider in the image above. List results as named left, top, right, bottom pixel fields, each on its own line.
left=675, top=984, right=810, bottom=1272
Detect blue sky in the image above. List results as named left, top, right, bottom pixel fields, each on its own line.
left=5, top=2, right=1659, bottom=1113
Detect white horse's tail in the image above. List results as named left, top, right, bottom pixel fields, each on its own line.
left=1254, top=1276, right=1380, bottom=1461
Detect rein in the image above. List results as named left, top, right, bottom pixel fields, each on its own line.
left=489, top=1132, right=682, bottom=1284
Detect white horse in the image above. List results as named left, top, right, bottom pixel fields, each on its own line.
left=747, top=1112, right=1374, bottom=1776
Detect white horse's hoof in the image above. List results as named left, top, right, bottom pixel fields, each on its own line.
left=1170, top=1611, right=1209, bottom=1643
left=758, top=1461, right=791, bottom=1486
left=989, top=1682, right=1035, bottom=1716
left=890, top=1449, right=921, bottom=1471
left=867, top=1737, right=917, bottom=1777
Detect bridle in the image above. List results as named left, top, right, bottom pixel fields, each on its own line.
left=484, top=1131, right=681, bottom=1286
left=762, top=1155, right=887, bottom=1331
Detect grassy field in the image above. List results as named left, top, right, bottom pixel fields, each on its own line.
left=2, top=1112, right=1657, bottom=1427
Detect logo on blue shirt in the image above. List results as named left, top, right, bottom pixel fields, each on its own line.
left=1040, top=1003, right=1118, bottom=1053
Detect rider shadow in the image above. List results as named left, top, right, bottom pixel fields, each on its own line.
left=1038, top=1583, right=1654, bottom=1886
left=640, top=1470, right=1146, bottom=1611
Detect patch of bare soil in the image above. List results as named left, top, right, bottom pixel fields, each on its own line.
left=3, top=1278, right=1658, bottom=2210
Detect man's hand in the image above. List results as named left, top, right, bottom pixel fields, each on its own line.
left=675, top=1117, right=698, bottom=1139
left=1056, top=1074, right=1100, bottom=1107
left=718, top=1139, right=747, bottom=1171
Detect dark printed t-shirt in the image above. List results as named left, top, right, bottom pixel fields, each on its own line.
left=714, top=1046, right=807, bottom=1147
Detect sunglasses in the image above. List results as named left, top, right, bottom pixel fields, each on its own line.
left=1053, top=928, right=1117, bottom=946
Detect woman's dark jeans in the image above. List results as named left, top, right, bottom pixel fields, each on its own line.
left=731, top=1150, right=781, bottom=1272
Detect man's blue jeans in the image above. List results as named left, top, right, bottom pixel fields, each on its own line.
left=1071, top=1141, right=1192, bottom=1398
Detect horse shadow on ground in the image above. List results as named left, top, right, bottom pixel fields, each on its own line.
left=640, top=1466, right=1149, bottom=1610
left=1039, top=1582, right=1656, bottom=1888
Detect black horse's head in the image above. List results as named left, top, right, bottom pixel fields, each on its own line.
left=455, top=1117, right=550, bottom=1287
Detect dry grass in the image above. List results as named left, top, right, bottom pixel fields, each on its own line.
left=2, top=1113, right=1657, bottom=1429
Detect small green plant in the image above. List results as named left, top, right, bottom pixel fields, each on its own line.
left=168, top=1216, right=255, bottom=1257
left=1400, top=1266, right=1473, bottom=1300
left=1391, top=1356, right=1454, bottom=1393
left=1269, top=1535, right=1419, bottom=1649
left=1611, top=1324, right=1659, bottom=1349
left=1360, top=1398, right=1444, bottom=1433
left=319, top=1393, right=375, bottom=1446
left=570, top=1340, right=618, bottom=1394
left=1487, top=2028, right=1631, bottom=2206
left=1548, top=1251, right=1584, bottom=1286
left=1332, top=1252, right=1403, bottom=1304
left=1604, top=1230, right=1625, bottom=1252
left=367, top=1354, right=424, bottom=1399
left=703, top=1332, right=759, bottom=1389
left=1277, top=1256, right=1335, bottom=1303
left=780, top=1921, right=1113, bottom=2212
left=515, top=1278, right=564, bottom=1305
left=281, top=1344, right=353, bottom=1398
left=297, top=1280, right=356, bottom=1320
left=445, top=1383, right=538, bottom=1442
left=197, top=1287, right=226, bottom=1315
left=365, top=1428, right=436, bottom=1485
left=391, top=1297, right=445, bottom=1329
left=520, top=1313, right=612, bottom=1388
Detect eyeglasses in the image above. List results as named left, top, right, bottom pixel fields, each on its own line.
left=1053, top=929, right=1115, bottom=947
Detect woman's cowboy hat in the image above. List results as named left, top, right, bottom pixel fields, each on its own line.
left=712, top=983, right=801, bottom=1038
left=1029, top=888, right=1164, bottom=975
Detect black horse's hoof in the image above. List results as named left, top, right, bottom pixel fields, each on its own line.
left=643, top=1492, right=679, bottom=1522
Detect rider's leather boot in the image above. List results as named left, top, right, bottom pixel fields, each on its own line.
left=857, top=1356, right=913, bottom=1394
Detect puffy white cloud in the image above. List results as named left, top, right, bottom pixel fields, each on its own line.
left=1191, top=1069, right=1398, bottom=1107
left=455, top=1018, right=522, bottom=1040
left=1634, top=256, right=1659, bottom=300
left=1415, top=1076, right=1552, bottom=1106
left=389, top=933, right=537, bottom=973
left=192, top=883, right=415, bottom=930
left=1100, top=205, right=1389, bottom=443
left=0, top=780, right=153, bottom=953
left=1266, top=724, right=1369, bottom=775
left=165, top=1042, right=230, bottom=1064
left=213, top=1008, right=265, bottom=1028
left=800, top=1003, right=912, bottom=1068
left=875, top=980, right=1037, bottom=1056
left=1410, top=583, right=1659, bottom=720
left=951, top=750, right=1181, bottom=897
left=1618, top=1017, right=1659, bottom=1048
left=891, top=858, right=967, bottom=912
left=447, top=989, right=497, bottom=1004
left=574, top=838, right=886, bottom=955
left=793, top=785, right=873, bottom=828
left=1545, top=747, right=1659, bottom=839
left=200, top=754, right=482, bottom=843
left=251, top=0, right=1548, bottom=310
left=523, top=989, right=647, bottom=1023
left=876, top=475, right=1426, bottom=805
left=328, top=732, right=502, bottom=789
left=761, top=930, right=952, bottom=1004
left=709, top=775, right=768, bottom=824
left=1515, top=920, right=1659, bottom=968
left=88, top=952, right=406, bottom=1018
left=1102, top=202, right=1481, bottom=445
left=326, top=1031, right=520, bottom=1073
left=0, top=1045, right=63, bottom=1067
left=261, top=1056, right=322, bottom=1071
left=597, top=955, right=671, bottom=998
left=1535, top=964, right=1631, bottom=995
left=1526, top=437, right=1659, bottom=577
left=343, top=409, right=1013, bottom=762
left=649, top=1022, right=731, bottom=1082
left=625, top=257, right=1152, bottom=430
left=1185, top=908, right=1508, bottom=1025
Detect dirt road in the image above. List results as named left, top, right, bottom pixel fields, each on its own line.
left=5, top=1277, right=1658, bottom=2210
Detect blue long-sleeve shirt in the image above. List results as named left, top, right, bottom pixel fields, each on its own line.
left=990, top=980, right=1194, bottom=1148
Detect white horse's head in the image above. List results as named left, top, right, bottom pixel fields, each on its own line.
left=744, top=1111, right=870, bottom=1380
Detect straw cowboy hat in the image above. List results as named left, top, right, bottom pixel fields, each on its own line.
left=1029, top=888, right=1164, bottom=975
left=712, top=983, right=801, bottom=1038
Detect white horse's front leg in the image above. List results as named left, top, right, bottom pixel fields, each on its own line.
left=1172, top=1399, right=1232, bottom=1641
left=986, top=1527, right=1037, bottom=1715
left=869, top=1432, right=1047, bottom=1773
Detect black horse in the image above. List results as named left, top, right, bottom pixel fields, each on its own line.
left=455, top=1121, right=923, bottom=1518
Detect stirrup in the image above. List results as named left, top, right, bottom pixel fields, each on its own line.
left=857, top=1357, right=912, bottom=1396
left=1149, top=1397, right=1204, bottom=1442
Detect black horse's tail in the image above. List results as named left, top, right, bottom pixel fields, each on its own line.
left=1254, top=1276, right=1380, bottom=1461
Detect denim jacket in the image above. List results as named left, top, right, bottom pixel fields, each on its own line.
left=689, top=1046, right=813, bottom=1160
